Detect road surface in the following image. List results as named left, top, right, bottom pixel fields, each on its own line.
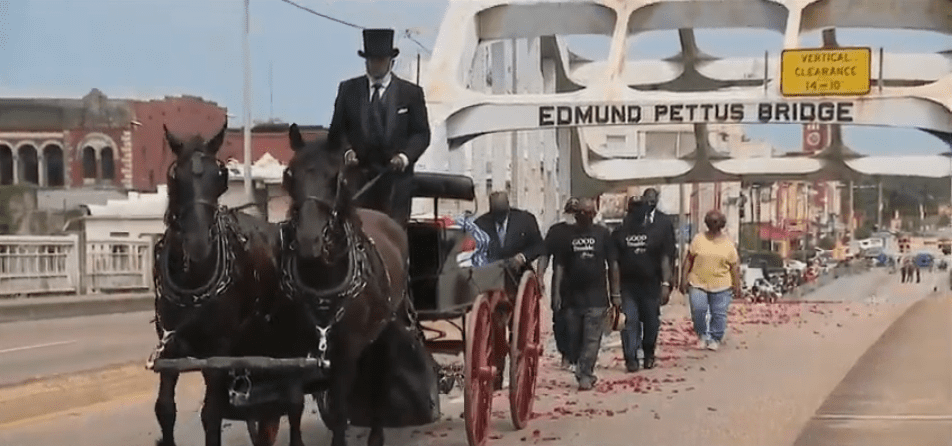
left=0, top=269, right=947, bottom=445
left=0, top=311, right=156, bottom=386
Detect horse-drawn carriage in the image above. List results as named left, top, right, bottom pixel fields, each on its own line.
left=406, top=172, right=543, bottom=446
left=147, top=124, right=542, bottom=446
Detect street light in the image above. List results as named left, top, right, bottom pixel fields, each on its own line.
left=242, top=0, right=253, bottom=209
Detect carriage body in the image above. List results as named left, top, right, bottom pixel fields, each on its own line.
left=407, top=172, right=544, bottom=446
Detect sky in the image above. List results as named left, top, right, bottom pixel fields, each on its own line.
left=0, top=0, right=950, bottom=157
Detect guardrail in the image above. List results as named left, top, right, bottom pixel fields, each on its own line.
left=0, top=234, right=154, bottom=297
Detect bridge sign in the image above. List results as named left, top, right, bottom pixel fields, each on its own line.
left=781, top=47, right=871, bottom=97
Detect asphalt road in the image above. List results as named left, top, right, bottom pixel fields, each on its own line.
left=0, top=269, right=946, bottom=445
left=0, top=311, right=156, bottom=386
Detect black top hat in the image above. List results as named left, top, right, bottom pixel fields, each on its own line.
left=359, top=29, right=400, bottom=58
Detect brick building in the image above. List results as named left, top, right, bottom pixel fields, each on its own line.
left=0, top=88, right=322, bottom=193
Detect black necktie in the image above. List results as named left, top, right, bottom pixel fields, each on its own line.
left=370, top=83, right=385, bottom=139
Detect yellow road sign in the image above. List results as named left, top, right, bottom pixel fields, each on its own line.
left=781, top=47, right=871, bottom=96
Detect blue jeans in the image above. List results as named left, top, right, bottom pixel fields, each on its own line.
left=620, top=283, right=661, bottom=363
left=688, top=287, right=733, bottom=342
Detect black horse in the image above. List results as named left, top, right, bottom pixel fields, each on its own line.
left=150, top=122, right=281, bottom=446
left=279, top=124, right=439, bottom=446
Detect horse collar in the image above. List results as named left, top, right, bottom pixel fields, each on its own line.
left=154, top=207, right=240, bottom=309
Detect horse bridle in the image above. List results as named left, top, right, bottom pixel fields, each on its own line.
left=286, top=170, right=351, bottom=263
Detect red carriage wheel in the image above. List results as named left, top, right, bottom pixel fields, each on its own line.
left=246, top=418, right=280, bottom=446
left=509, top=271, right=542, bottom=430
left=464, top=292, right=496, bottom=446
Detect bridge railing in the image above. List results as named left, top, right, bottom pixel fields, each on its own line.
left=0, top=235, right=81, bottom=296
left=0, top=234, right=154, bottom=297
left=85, top=239, right=154, bottom=294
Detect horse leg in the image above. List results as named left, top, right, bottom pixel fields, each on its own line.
left=155, top=371, right=179, bottom=446
left=200, top=371, right=226, bottom=446
left=330, top=357, right=357, bottom=446
left=287, top=379, right=306, bottom=446
left=250, top=418, right=280, bottom=446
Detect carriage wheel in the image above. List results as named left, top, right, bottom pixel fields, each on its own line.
left=464, top=292, right=495, bottom=446
left=246, top=418, right=280, bottom=446
left=508, top=271, right=541, bottom=430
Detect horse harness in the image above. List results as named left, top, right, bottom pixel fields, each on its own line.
left=147, top=205, right=247, bottom=367
left=279, top=198, right=393, bottom=370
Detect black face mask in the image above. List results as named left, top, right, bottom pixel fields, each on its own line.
left=627, top=202, right=648, bottom=225
left=492, top=208, right=509, bottom=224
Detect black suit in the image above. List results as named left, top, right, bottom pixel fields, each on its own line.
left=652, top=209, right=678, bottom=276
left=474, top=209, right=544, bottom=265
left=327, top=74, right=430, bottom=225
left=474, top=207, right=543, bottom=389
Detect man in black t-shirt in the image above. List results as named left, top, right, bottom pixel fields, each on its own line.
left=612, top=192, right=676, bottom=372
left=552, top=198, right=621, bottom=391
left=537, top=197, right=580, bottom=369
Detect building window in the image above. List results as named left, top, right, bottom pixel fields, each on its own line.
left=82, top=146, right=97, bottom=179
left=18, top=145, right=38, bottom=185
left=43, top=145, right=65, bottom=187
left=100, top=147, right=115, bottom=181
left=0, top=145, right=12, bottom=185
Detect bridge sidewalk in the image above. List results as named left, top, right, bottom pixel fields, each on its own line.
left=0, top=292, right=153, bottom=323
left=793, top=296, right=952, bottom=445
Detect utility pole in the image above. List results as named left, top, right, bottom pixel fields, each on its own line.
left=243, top=0, right=254, bottom=207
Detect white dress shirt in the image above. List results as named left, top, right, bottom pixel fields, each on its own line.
left=367, top=72, right=392, bottom=102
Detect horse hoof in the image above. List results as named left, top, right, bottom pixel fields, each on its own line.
left=156, top=439, right=176, bottom=446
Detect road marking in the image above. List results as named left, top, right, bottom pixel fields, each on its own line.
left=814, top=414, right=952, bottom=421
left=0, top=340, right=76, bottom=355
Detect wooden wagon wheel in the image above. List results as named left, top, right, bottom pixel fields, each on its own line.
left=508, top=271, right=541, bottom=429
left=464, top=292, right=496, bottom=446
left=245, top=418, right=280, bottom=446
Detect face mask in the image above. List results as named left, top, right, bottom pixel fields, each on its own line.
left=575, top=213, right=594, bottom=227
left=492, top=209, right=508, bottom=224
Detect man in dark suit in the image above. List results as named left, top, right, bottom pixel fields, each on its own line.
left=474, top=190, right=544, bottom=389
left=327, top=28, right=431, bottom=226
left=641, top=188, right=678, bottom=286
left=474, top=191, right=544, bottom=269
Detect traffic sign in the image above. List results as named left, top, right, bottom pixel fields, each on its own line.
left=780, top=47, right=871, bottom=96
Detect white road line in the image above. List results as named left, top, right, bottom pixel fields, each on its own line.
left=814, top=414, right=952, bottom=421
left=0, top=340, right=77, bottom=355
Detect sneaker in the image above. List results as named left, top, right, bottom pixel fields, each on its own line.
left=560, top=357, right=572, bottom=370
left=625, top=361, right=640, bottom=373
left=697, top=338, right=709, bottom=350
left=643, top=357, right=656, bottom=369
left=568, top=363, right=577, bottom=373
left=707, top=340, right=720, bottom=351
left=578, top=376, right=597, bottom=391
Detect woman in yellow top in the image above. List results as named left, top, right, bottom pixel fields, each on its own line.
left=679, top=209, right=741, bottom=351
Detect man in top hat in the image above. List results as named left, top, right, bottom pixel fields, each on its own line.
left=328, top=28, right=431, bottom=227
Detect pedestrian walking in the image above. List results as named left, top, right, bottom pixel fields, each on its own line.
left=551, top=198, right=621, bottom=390
left=537, top=197, right=580, bottom=369
left=611, top=192, right=676, bottom=372
left=679, top=209, right=741, bottom=351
